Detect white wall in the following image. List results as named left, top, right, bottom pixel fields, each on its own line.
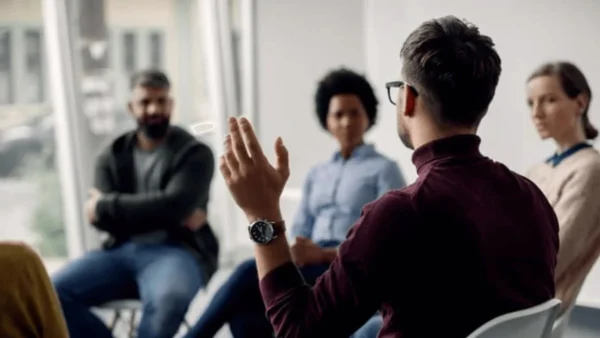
left=364, top=0, right=600, bottom=307
left=255, top=0, right=366, bottom=189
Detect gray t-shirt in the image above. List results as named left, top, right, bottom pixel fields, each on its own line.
left=131, top=144, right=169, bottom=243
left=134, top=145, right=166, bottom=193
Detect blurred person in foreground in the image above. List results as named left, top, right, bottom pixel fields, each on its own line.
left=185, top=68, right=405, bottom=338
left=526, top=61, right=600, bottom=335
left=0, top=242, right=68, bottom=338
left=218, top=15, right=559, bottom=338
left=53, top=69, right=219, bottom=338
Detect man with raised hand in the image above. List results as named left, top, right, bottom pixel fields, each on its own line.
left=219, top=15, right=558, bottom=338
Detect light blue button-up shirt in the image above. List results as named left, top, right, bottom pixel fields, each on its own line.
left=291, top=144, right=406, bottom=247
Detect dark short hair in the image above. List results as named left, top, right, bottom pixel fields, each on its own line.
left=528, top=62, right=597, bottom=140
left=130, top=69, right=171, bottom=90
left=314, top=68, right=378, bottom=130
left=400, top=16, right=501, bottom=127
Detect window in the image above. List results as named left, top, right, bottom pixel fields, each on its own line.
left=24, top=29, right=44, bottom=103
left=149, top=32, right=163, bottom=69
left=0, top=28, right=13, bottom=105
left=122, top=32, right=137, bottom=73
left=0, top=21, right=66, bottom=265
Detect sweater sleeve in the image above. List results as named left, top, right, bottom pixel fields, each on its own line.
left=553, top=162, right=600, bottom=297
left=94, top=143, right=215, bottom=235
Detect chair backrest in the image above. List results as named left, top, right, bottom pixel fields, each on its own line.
left=551, top=279, right=586, bottom=338
left=466, top=299, right=562, bottom=338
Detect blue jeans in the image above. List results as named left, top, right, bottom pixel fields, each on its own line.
left=185, top=258, right=381, bottom=338
left=352, top=315, right=383, bottom=338
left=53, top=242, right=205, bottom=338
left=185, top=258, right=328, bottom=338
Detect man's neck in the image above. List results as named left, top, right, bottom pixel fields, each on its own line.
left=411, top=125, right=476, bottom=150
left=136, top=132, right=167, bottom=151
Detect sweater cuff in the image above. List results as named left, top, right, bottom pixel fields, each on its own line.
left=259, top=262, right=305, bottom=306
left=95, top=194, right=117, bottom=226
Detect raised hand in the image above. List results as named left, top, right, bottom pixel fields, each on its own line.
left=219, top=117, right=290, bottom=221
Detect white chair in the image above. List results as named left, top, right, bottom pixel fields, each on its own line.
left=551, top=282, right=586, bottom=338
left=466, top=299, right=561, bottom=338
left=99, top=299, right=191, bottom=338
left=550, top=312, right=569, bottom=338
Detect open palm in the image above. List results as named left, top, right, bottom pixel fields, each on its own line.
left=219, top=117, right=290, bottom=219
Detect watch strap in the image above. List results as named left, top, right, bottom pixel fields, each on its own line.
left=270, top=220, right=286, bottom=237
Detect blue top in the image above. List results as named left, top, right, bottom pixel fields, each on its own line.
left=291, top=144, right=406, bottom=247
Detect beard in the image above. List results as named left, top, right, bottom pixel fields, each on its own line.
left=138, top=118, right=170, bottom=139
left=397, top=120, right=414, bottom=150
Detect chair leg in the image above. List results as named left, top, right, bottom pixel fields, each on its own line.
left=110, top=310, right=121, bottom=332
left=128, top=309, right=137, bottom=338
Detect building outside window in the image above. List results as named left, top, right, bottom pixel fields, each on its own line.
left=149, top=32, right=163, bottom=70
left=24, top=29, right=44, bottom=104
left=122, top=32, right=137, bottom=74
left=0, top=28, right=13, bottom=105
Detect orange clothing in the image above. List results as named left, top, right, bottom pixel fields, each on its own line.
left=0, top=242, right=68, bottom=338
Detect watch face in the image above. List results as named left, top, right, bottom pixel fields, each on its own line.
left=249, top=221, right=275, bottom=244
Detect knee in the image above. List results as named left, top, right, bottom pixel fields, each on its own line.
left=142, top=288, right=197, bottom=336
left=145, top=287, right=198, bottom=320
left=354, top=315, right=383, bottom=338
left=217, top=259, right=257, bottom=295
left=232, top=259, right=257, bottom=279
left=51, top=271, right=74, bottom=302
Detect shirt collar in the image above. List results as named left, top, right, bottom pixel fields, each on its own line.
left=412, top=134, right=482, bottom=174
left=546, top=142, right=591, bottom=167
left=332, top=143, right=376, bottom=161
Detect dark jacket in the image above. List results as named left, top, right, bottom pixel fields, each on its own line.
left=92, top=125, right=219, bottom=283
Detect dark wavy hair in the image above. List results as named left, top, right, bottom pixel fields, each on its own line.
left=314, top=68, right=378, bottom=130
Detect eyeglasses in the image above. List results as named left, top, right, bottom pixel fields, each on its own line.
left=385, top=81, right=419, bottom=105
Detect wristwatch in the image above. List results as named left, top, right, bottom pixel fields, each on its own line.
left=248, top=219, right=286, bottom=244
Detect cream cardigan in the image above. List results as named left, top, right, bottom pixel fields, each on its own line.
left=527, top=147, right=600, bottom=312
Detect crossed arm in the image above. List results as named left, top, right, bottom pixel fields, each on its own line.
left=91, top=144, right=215, bottom=236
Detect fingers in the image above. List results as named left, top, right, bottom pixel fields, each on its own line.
left=222, top=117, right=286, bottom=180
left=239, top=117, right=266, bottom=162
left=223, top=134, right=239, bottom=175
left=228, top=117, right=252, bottom=166
left=219, top=155, right=233, bottom=183
left=274, top=137, right=290, bottom=179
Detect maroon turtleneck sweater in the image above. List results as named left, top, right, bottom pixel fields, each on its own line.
left=259, top=135, right=558, bottom=338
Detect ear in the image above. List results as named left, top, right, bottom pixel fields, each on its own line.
left=575, top=93, right=588, bottom=116
left=402, top=85, right=416, bottom=117
left=127, top=101, right=134, bottom=115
